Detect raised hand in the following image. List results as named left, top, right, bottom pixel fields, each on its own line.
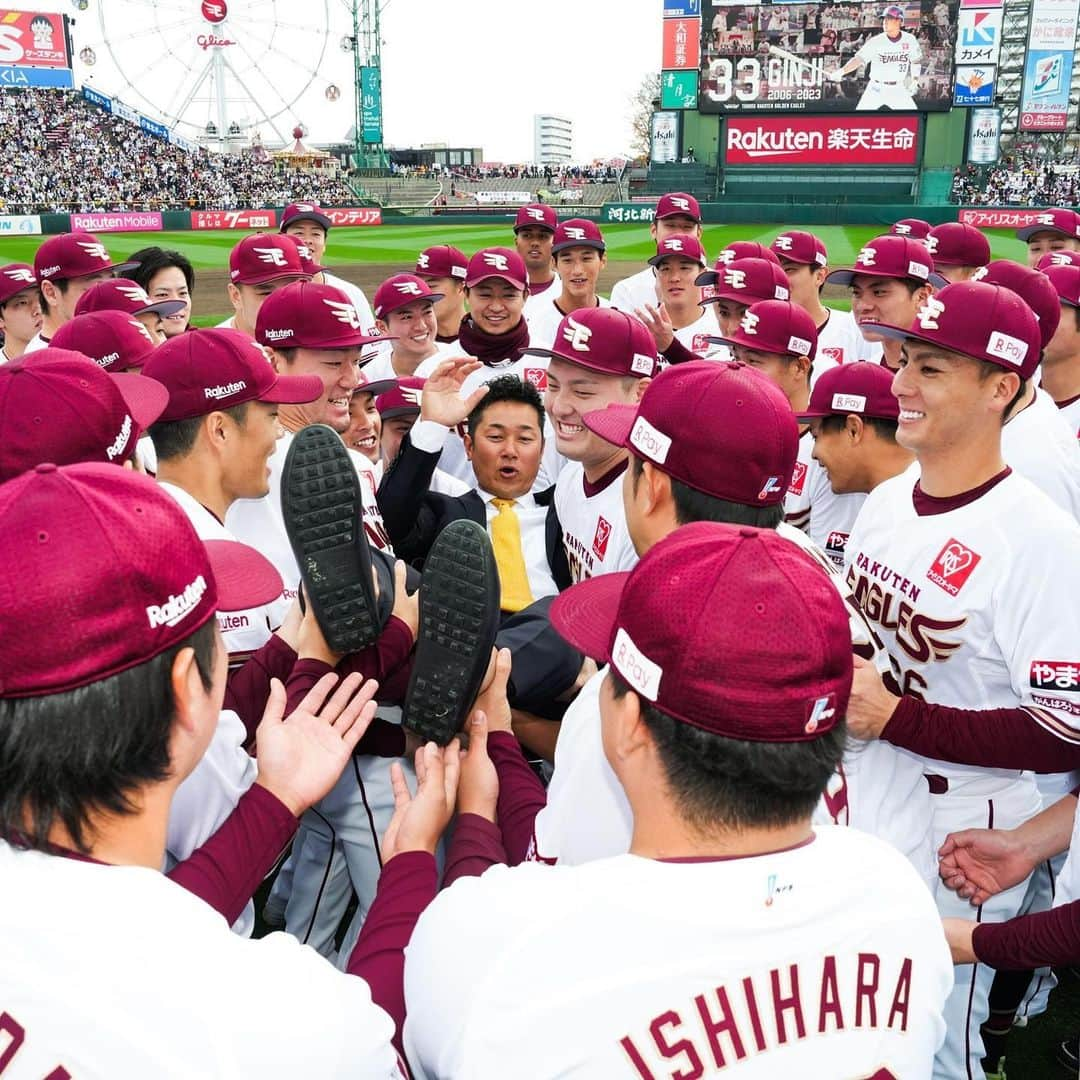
left=419, top=358, right=490, bottom=428
left=381, top=739, right=462, bottom=860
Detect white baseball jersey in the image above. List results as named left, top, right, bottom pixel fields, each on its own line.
left=609, top=265, right=660, bottom=314
left=532, top=524, right=937, bottom=889
left=323, top=271, right=376, bottom=339
left=554, top=459, right=637, bottom=582
left=361, top=341, right=457, bottom=385
left=1056, top=392, right=1080, bottom=439
left=813, top=307, right=875, bottom=384
left=1002, top=387, right=1080, bottom=521
left=855, top=30, right=922, bottom=84
left=784, top=430, right=866, bottom=567
left=21, top=331, right=47, bottom=353
left=412, top=351, right=564, bottom=490
left=215, top=315, right=237, bottom=331
left=404, top=830, right=951, bottom=1079
left=523, top=294, right=612, bottom=353
left=0, top=841, right=402, bottom=1078
left=673, top=306, right=727, bottom=359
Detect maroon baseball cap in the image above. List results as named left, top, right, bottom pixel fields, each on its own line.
left=1016, top=208, right=1080, bottom=243
left=583, top=361, right=797, bottom=505
left=825, top=235, right=946, bottom=288
left=655, top=192, right=701, bottom=222
left=699, top=257, right=791, bottom=304
left=648, top=235, right=707, bottom=267
left=523, top=307, right=658, bottom=378
left=0, top=464, right=283, bottom=698
left=256, top=281, right=386, bottom=350
left=51, top=311, right=158, bottom=372
left=0, top=350, right=168, bottom=481
left=971, top=260, right=1060, bottom=349
left=354, top=370, right=398, bottom=398
left=552, top=219, right=605, bottom=254
left=280, top=201, right=333, bottom=232
left=551, top=522, right=853, bottom=741
left=1036, top=250, right=1080, bottom=270
left=415, top=245, right=468, bottom=280
left=715, top=242, right=781, bottom=268
left=33, top=232, right=137, bottom=283
left=372, top=274, right=443, bottom=320
left=927, top=223, right=991, bottom=269
left=890, top=218, right=932, bottom=240
left=873, top=281, right=1042, bottom=380
left=1043, top=264, right=1080, bottom=310
left=375, top=376, right=425, bottom=419
left=514, top=204, right=558, bottom=232
left=142, top=328, right=323, bottom=422
left=228, top=234, right=309, bottom=286
left=74, top=277, right=187, bottom=320
left=0, top=263, right=38, bottom=305
left=281, top=233, right=325, bottom=276
left=465, top=248, right=529, bottom=290
left=797, top=361, right=900, bottom=422
left=712, top=299, right=818, bottom=361
left=771, top=231, right=828, bottom=268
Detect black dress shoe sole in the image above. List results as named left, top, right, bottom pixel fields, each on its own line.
left=1056, top=1035, right=1079, bottom=1074
left=281, top=425, right=380, bottom=654
left=403, top=520, right=501, bottom=745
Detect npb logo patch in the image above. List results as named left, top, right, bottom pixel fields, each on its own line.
left=804, top=694, right=837, bottom=734
left=927, top=538, right=982, bottom=596
left=758, top=475, right=783, bottom=501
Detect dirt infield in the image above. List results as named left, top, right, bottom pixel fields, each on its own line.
left=190, top=262, right=644, bottom=320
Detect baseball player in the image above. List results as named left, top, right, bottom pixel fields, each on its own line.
left=219, top=234, right=309, bottom=337
left=345, top=380, right=385, bottom=464
left=1037, top=249, right=1080, bottom=271
left=50, top=309, right=158, bottom=373
left=364, top=274, right=448, bottom=381
left=72, top=277, right=187, bottom=345
left=402, top=523, right=952, bottom=1077
left=891, top=218, right=933, bottom=241
left=0, top=464, right=409, bottom=1077
left=839, top=281, right=1080, bottom=1079
left=0, top=264, right=42, bottom=362
left=128, top=246, right=195, bottom=339
left=926, top=222, right=991, bottom=284
left=826, top=5, right=922, bottom=110
left=280, top=202, right=377, bottom=335
left=1015, top=207, right=1080, bottom=268
left=770, top=230, right=873, bottom=377
left=1042, top=264, right=1080, bottom=437
left=609, top=192, right=703, bottom=313
left=413, top=245, right=468, bottom=343
left=28, top=231, right=136, bottom=351
left=825, top=235, right=945, bottom=370
left=524, top=219, right=612, bottom=351
left=512, top=203, right=558, bottom=297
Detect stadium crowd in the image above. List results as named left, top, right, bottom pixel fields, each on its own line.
left=0, top=89, right=353, bottom=215
left=2, top=190, right=1080, bottom=1080
left=952, top=148, right=1080, bottom=207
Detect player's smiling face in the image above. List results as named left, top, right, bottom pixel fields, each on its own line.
left=545, top=356, right=641, bottom=465
left=146, top=266, right=191, bottom=338
left=850, top=275, right=928, bottom=342
left=654, top=256, right=702, bottom=306
left=556, top=247, right=605, bottom=303
left=384, top=300, right=438, bottom=361
left=344, top=390, right=381, bottom=462
left=284, top=220, right=327, bottom=263
left=274, top=345, right=362, bottom=433
left=467, top=279, right=526, bottom=335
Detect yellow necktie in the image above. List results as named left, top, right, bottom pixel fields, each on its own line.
left=490, top=499, right=534, bottom=613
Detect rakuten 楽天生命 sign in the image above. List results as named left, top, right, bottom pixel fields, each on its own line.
left=725, top=116, right=921, bottom=166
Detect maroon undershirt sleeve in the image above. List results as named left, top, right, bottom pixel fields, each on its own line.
left=225, top=634, right=298, bottom=746
left=974, top=900, right=1080, bottom=970
left=336, top=615, right=415, bottom=707
left=661, top=337, right=702, bottom=366
left=346, top=850, right=438, bottom=1055
left=487, top=730, right=548, bottom=865
left=166, top=783, right=297, bottom=925
left=442, top=812, right=508, bottom=888
left=881, top=695, right=1080, bottom=773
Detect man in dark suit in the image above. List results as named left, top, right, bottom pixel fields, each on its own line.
left=379, top=361, right=580, bottom=726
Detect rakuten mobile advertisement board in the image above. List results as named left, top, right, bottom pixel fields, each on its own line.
left=699, top=0, right=957, bottom=113
left=724, top=115, right=921, bottom=166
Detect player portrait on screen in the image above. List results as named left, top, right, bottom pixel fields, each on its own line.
left=699, top=0, right=956, bottom=113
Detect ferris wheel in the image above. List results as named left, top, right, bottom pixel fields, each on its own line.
left=76, top=0, right=335, bottom=146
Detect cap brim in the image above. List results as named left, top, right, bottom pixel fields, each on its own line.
left=234, top=272, right=311, bottom=286
left=549, top=571, right=630, bottom=661
left=378, top=295, right=443, bottom=319
left=656, top=211, right=701, bottom=222
left=519, top=345, right=620, bottom=377
left=376, top=404, right=420, bottom=418
left=552, top=241, right=605, bottom=254
left=513, top=223, right=555, bottom=234
left=281, top=212, right=333, bottom=232
left=356, top=376, right=398, bottom=397
left=825, top=267, right=948, bottom=288
left=465, top=273, right=528, bottom=290
left=110, top=260, right=141, bottom=276
left=136, top=299, right=188, bottom=318
left=110, top=372, right=169, bottom=428
left=648, top=253, right=706, bottom=268
left=259, top=373, right=324, bottom=406
left=204, top=539, right=284, bottom=612
left=694, top=270, right=719, bottom=287
left=1016, top=224, right=1076, bottom=242
left=581, top=403, right=637, bottom=446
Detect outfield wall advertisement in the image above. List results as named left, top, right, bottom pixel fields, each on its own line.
left=0, top=9, right=73, bottom=88
left=1019, top=0, right=1080, bottom=131
left=724, top=115, right=921, bottom=166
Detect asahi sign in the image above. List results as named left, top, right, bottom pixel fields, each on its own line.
left=725, top=115, right=920, bottom=166
left=966, top=108, right=1001, bottom=164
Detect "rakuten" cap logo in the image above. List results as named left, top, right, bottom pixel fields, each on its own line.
left=146, top=574, right=208, bottom=629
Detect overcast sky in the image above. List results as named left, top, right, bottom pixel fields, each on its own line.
left=46, top=0, right=659, bottom=162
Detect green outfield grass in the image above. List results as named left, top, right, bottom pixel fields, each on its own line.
left=0, top=222, right=1031, bottom=270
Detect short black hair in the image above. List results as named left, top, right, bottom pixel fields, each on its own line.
left=818, top=412, right=899, bottom=443
left=0, top=619, right=217, bottom=854
left=128, top=247, right=195, bottom=295
left=149, top=401, right=249, bottom=461
left=467, top=375, right=545, bottom=436
left=630, top=454, right=785, bottom=529
left=609, top=672, right=846, bottom=831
